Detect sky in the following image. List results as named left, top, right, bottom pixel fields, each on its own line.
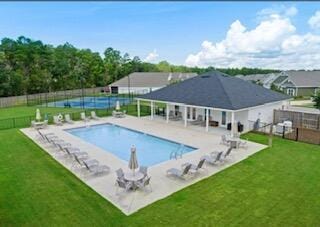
left=1, top=2, right=320, bottom=69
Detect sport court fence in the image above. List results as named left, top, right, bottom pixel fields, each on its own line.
left=0, top=103, right=151, bottom=130
left=0, top=86, right=139, bottom=109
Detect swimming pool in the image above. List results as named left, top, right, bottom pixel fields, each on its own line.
left=46, top=96, right=131, bottom=109
left=66, top=124, right=196, bottom=166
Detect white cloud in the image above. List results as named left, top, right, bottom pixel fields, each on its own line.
left=309, top=11, right=320, bottom=29
left=144, top=49, right=159, bottom=62
left=185, top=9, right=320, bottom=70
left=257, top=5, right=297, bottom=20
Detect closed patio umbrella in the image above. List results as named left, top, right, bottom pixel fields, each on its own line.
left=115, top=100, right=121, bottom=111
left=128, top=145, right=139, bottom=175
left=36, top=109, right=41, bottom=122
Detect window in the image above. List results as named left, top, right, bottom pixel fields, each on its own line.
left=287, top=88, right=295, bottom=96
left=221, top=111, right=226, bottom=125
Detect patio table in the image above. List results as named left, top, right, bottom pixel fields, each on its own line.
left=226, top=136, right=240, bottom=149
left=124, top=172, right=144, bottom=190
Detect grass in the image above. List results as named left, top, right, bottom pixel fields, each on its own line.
left=0, top=106, right=81, bottom=120
left=1, top=129, right=320, bottom=226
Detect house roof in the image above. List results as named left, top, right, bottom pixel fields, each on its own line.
left=109, top=72, right=197, bottom=88
left=139, top=71, right=290, bottom=110
left=285, top=70, right=320, bottom=87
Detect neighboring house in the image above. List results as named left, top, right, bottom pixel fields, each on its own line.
left=109, top=72, right=197, bottom=94
left=137, top=71, right=290, bottom=134
left=236, top=73, right=279, bottom=89
left=276, top=70, right=320, bottom=97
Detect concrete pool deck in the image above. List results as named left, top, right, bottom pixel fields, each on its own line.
left=21, top=115, right=267, bottom=215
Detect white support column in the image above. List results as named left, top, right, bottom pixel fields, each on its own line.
left=137, top=99, right=140, bottom=118
left=205, top=108, right=209, bottom=132
left=184, top=105, right=187, bottom=127
left=150, top=101, right=154, bottom=120
left=166, top=103, right=169, bottom=123
left=231, top=111, right=235, bottom=137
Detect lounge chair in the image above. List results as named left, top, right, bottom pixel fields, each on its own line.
left=220, top=135, right=231, bottom=146
left=83, top=159, right=110, bottom=175
left=91, top=111, right=100, bottom=120
left=136, top=176, right=152, bottom=192
left=202, top=151, right=223, bottom=165
left=166, top=164, right=192, bottom=179
left=53, top=115, right=63, bottom=126
left=65, top=147, right=88, bottom=159
left=116, top=179, right=133, bottom=195
left=80, top=112, right=90, bottom=122
left=37, top=130, right=55, bottom=142
left=220, top=147, right=233, bottom=162
left=64, top=114, right=74, bottom=124
left=181, top=158, right=206, bottom=173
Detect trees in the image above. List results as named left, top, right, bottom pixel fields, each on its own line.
left=0, top=36, right=282, bottom=97
left=312, top=91, right=320, bottom=110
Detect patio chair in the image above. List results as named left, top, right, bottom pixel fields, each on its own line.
left=166, top=164, right=192, bottom=179
left=37, top=130, right=55, bottom=142
left=53, top=115, right=63, bottom=126
left=64, top=114, right=74, bottom=124
left=181, top=158, right=206, bottom=173
left=139, top=166, right=148, bottom=177
left=115, top=179, right=133, bottom=195
left=80, top=112, right=90, bottom=122
left=91, top=111, right=100, bottom=120
left=136, top=176, right=152, bottom=192
left=116, top=168, right=125, bottom=180
left=191, top=115, right=203, bottom=125
left=168, top=110, right=175, bottom=120
left=82, top=159, right=110, bottom=175
left=201, top=151, right=223, bottom=165
left=220, top=135, right=231, bottom=146
left=175, top=112, right=183, bottom=121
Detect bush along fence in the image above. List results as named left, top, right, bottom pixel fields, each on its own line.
left=0, top=104, right=151, bottom=131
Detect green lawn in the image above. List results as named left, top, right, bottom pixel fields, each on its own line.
left=1, top=129, right=320, bottom=226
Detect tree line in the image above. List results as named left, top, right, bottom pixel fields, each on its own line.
left=0, top=36, right=279, bottom=97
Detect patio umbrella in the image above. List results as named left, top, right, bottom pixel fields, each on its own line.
left=36, top=109, right=41, bottom=122
left=128, top=145, right=139, bottom=175
left=115, top=100, right=121, bottom=111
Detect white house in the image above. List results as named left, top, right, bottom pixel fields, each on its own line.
left=136, top=71, right=291, bottom=135
left=109, top=72, right=197, bottom=94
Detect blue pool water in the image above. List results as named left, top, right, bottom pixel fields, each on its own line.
left=66, top=124, right=196, bottom=166
left=46, top=96, right=131, bottom=109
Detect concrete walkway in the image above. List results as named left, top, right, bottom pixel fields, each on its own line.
left=21, top=115, right=266, bottom=215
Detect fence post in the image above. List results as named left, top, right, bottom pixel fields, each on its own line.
left=282, top=126, right=285, bottom=139
left=296, top=127, right=299, bottom=141
left=12, top=118, right=15, bottom=128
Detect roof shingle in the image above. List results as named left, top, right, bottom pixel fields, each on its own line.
left=139, top=71, right=290, bottom=110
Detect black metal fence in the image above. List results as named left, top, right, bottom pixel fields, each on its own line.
left=0, top=103, right=151, bottom=130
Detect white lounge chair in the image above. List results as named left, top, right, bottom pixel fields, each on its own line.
left=201, top=151, right=223, bottom=165
left=80, top=112, right=90, bottom=122
left=64, top=114, right=74, bottom=124
left=181, top=158, right=206, bottom=174
left=166, top=164, right=192, bottom=179
left=53, top=115, right=63, bottom=126
left=82, top=159, right=110, bottom=175
left=91, top=111, right=100, bottom=120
